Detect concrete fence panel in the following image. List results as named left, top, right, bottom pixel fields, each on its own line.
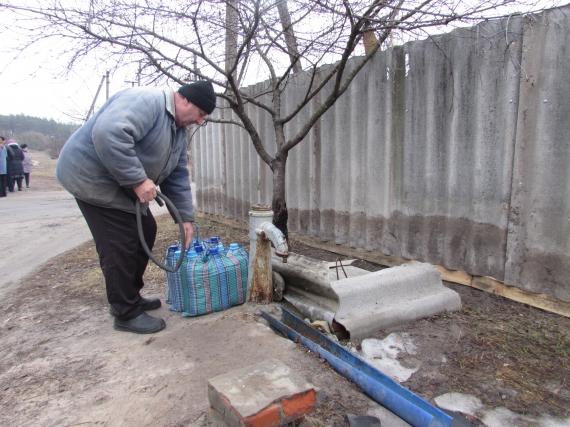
left=192, top=6, right=570, bottom=302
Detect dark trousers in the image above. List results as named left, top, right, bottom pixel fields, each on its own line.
left=13, top=177, right=22, bottom=191
left=6, top=163, right=13, bottom=192
left=76, top=199, right=157, bottom=320
left=24, top=173, right=30, bottom=187
left=0, top=174, right=6, bottom=197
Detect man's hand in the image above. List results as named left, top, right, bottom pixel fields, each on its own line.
left=183, top=222, right=195, bottom=249
left=133, top=178, right=157, bottom=203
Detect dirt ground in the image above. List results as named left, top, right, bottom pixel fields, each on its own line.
left=189, top=217, right=570, bottom=421
left=1, top=167, right=569, bottom=426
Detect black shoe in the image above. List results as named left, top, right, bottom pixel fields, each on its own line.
left=140, top=297, right=161, bottom=311
left=114, top=312, right=166, bottom=334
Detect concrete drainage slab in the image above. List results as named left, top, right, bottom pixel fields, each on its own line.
left=272, top=252, right=461, bottom=340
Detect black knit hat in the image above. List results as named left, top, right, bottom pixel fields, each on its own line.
left=178, top=81, right=216, bottom=115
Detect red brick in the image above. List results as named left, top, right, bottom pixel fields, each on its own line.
left=281, top=390, right=316, bottom=423
left=243, top=403, right=280, bottom=427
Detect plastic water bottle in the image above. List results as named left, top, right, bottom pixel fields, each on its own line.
left=226, top=243, right=240, bottom=257
left=206, top=236, right=222, bottom=252
left=206, top=246, right=231, bottom=310
left=165, top=243, right=180, bottom=305
left=191, top=236, right=203, bottom=248
left=191, top=225, right=203, bottom=248
left=165, top=243, right=180, bottom=271
left=181, top=245, right=207, bottom=317
left=166, top=248, right=184, bottom=310
left=194, top=244, right=207, bottom=262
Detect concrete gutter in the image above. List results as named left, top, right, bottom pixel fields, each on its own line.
left=272, top=252, right=461, bottom=340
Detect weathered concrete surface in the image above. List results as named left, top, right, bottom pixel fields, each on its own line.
left=195, top=5, right=570, bottom=302
left=208, top=358, right=316, bottom=427
left=504, top=6, right=570, bottom=302
left=272, top=252, right=339, bottom=326
left=273, top=252, right=461, bottom=339
left=333, top=263, right=461, bottom=340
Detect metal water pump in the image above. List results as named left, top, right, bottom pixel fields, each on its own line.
left=247, top=204, right=289, bottom=304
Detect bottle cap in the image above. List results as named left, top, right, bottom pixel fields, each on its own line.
left=229, top=243, right=239, bottom=250
left=217, top=244, right=224, bottom=251
left=186, top=250, right=197, bottom=258
left=210, top=236, right=220, bottom=244
left=209, top=247, right=219, bottom=255
left=195, top=245, right=204, bottom=252
left=169, top=244, right=179, bottom=250
left=173, top=250, right=181, bottom=259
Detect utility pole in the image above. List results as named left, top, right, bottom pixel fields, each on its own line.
left=126, top=62, right=142, bottom=86
left=105, top=71, right=110, bottom=99
left=86, top=74, right=107, bottom=121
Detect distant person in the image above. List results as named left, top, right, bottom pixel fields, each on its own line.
left=20, top=144, right=33, bottom=188
left=6, top=139, right=25, bottom=192
left=55, top=81, right=216, bottom=334
left=0, top=137, right=8, bottom=197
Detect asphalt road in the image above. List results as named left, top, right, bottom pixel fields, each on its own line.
left=0, top=189, right=168, bottom=300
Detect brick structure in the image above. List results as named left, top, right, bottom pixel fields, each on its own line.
left=208, top=358, right=316, bottom=427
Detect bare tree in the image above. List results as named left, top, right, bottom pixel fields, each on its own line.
left=0, top=0, right=553, bottom=237
left=46, top=136, right=66, bottom=159
left=17, top=130, right=48, bottom=151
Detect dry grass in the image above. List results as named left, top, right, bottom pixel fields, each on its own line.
left=29, top=150, right=59, bottom=178
left=440, top=302, right=570, bottom=417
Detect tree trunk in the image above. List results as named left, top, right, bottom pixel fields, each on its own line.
left=271, top=153, right=289, bottom=241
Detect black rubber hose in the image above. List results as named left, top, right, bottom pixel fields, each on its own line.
left=136, top=190, right=186, bottom=273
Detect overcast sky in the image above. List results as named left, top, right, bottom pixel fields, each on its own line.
left=0, top=0, right=561, bottom=124
left=0, top=52, right=141, bottom=124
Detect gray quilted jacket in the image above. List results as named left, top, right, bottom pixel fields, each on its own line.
left=55, top=87, right=194, bottom=222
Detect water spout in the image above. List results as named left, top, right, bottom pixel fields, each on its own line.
left=255, top=221, right=289, bottom=263
left=247, top=205, right=289, bottom=303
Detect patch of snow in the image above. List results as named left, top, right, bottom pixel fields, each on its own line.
left=435, top=393, right=570, bottom=427
left=359, top=333, right=419, bottom=382
left=434, top=392, right=483, bottom=416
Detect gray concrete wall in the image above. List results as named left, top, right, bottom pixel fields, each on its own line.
left=193, top=6, right=570, bottom=302
left=504, top=7, right=570, bottom=302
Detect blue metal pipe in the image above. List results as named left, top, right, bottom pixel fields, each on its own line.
left=279, top=309, right=452, bottom=427
left=261, top=308, right=452, bottom=427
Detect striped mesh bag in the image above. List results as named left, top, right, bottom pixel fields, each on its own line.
left=165, top=246, right=185, bottom=312
left=180, top=247, right=249, bottom=317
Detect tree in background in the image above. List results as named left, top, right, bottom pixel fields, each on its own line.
left=0, top=114, right=78, bottom=157
left=46, top=136, right=67, bottom=159
left=0, top=0, right=553, bottom=237
left=17, top=131, right=48, bottom=151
